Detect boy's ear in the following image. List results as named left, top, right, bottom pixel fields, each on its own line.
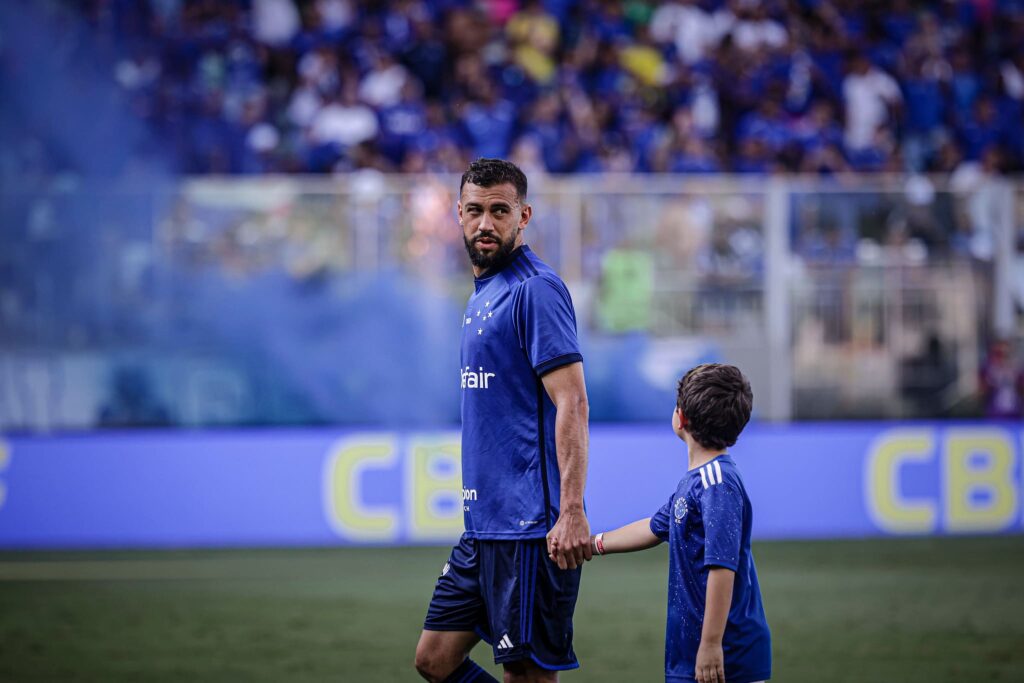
left=673, top=407, right=688, bottom=434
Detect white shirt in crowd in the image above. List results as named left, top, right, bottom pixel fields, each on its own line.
left=842, top=67, right=902, bottom=150
left=359, top=63, right=411, bottom=109
left=310, top=101, right=379, bottom=147
left=731, top=17, right=788, bottom=52
left=252, top=0, right=300, bottom=48
left=651, top=2, right=725, bottom=65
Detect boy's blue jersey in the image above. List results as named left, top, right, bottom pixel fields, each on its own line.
left=460, top=245, right=583, bottom=540
left=650, top=454, right=772, bottom=683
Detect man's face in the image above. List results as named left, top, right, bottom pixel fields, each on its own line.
left=458, top=182, right=531, bottom=273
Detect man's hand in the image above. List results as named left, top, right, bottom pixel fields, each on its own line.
left=546, top=505, right=591, bottom=570
left=694, top=640, right=725, bottom=683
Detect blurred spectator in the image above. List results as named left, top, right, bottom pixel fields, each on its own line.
left=459, top=80, right=516, bottom=159
left=900, top=333, right=958, bottom=416
left=358, top=51, right=411, bottom=108
left=950, top=145, right=1005, bottom=261
left=737, top=97, right=791, bottom=156
left=979, top=339, right=1024, bottom=418
left=507, top=0, right=560, bottom=85
left=800, top=143, right=852, bottom=176
left=729, top=1, right=788, bottom=54
left=619, top=25, right=669, bottom=87
left=378, top=80, right=429, bottom=165
left=402, top=17, right=447, bottom=98
left=948, top=47, right=980, bottom=126
left=842, top=52, right=902, bottom=153
left=252, top=0, right=301, bottom=48
left=97, top=366, right=174, bottom=428
left=597, top=245, right=654, bottom=333
left=650, top=0, right=722, bottom=66
left=900, top=48, right=949, bottom=172
left=957, top=98, right=1001, bottom=161
left=695, top=216, right=762, bottom=329
left=800, top=219, right=857, bottom=265
left=791, top=100, right=843, bottom=156
left=1001, top=50, right=1024, bottom=103
left=317, top=0, right=357, bottom=36
left=668, top=135, right=723, bottom=174
left=307, top=84, right=379, bottom=171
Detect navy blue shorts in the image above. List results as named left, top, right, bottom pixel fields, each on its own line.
left=423, top=534, right=582, bottom=671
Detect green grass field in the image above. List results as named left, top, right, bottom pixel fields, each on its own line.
left=1, top=536, right=1022, bottom=682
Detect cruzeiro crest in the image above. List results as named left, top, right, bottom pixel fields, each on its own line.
left=674, top=497, right=688, bottom=523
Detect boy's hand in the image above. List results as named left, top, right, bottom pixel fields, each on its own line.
left=695, top=641, right=725, bottom=683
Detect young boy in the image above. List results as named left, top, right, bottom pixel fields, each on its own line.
left=589, top=363, right=771, bottom=683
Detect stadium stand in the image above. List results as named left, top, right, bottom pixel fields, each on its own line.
left=3, top=0, right=1024, bottom=178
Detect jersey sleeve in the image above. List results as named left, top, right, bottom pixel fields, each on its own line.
left=649, top=494, right=673, bottom=541
left=700, top=483, right=744, bottom=571
left=512, top=276, right=582, bottom=376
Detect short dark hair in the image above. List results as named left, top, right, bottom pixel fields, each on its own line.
left=676, top=363, right=752, bottom=451
left=459, top=158, right=528, bottom=201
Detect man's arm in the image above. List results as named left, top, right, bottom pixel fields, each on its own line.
left=695, top=567, right=735, bottom=683
left=591, top=518, right=662, bottom=555
left=541, top=361, right=591, bottom=570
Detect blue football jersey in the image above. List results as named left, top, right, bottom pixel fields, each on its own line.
left=459, top=245, right=583, bottom=539
left=650, top=455, right=772, bottom=683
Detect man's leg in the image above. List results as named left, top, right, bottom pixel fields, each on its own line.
left=417, top=536, right=498, bottom=682
left=414, top=629, right=494, bottom=682
left=480, top=539, right=583, bottom=680
left=502, top=659, right=558, bottom=683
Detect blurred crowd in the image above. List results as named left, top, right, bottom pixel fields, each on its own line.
left=10, top=0, right=1024, bottom=178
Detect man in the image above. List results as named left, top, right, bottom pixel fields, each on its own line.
left=414, top=158, right=592, bottom=683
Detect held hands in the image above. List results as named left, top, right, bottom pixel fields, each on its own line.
left=545, top=506, right=592, bottom=570
left=694, top=641, right=725, bottom=683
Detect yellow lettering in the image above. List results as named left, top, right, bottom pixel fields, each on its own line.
left=865, top=430, right=937, bottom=533
left=407, top=434, right=463, bottom=542
left=323, top=436, right=398, bottom=541
left=944, top=429, right=1018, bottom=533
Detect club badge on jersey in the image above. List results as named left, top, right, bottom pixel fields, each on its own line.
left=674, top=497, right=688, bottom=523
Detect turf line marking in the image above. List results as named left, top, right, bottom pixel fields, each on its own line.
left=0, top=560, right=277, bottom=581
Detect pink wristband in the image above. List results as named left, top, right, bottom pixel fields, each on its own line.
left=594, top=532, right=605, bottom=556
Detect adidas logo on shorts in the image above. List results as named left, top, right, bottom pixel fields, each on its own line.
left=496, top=634, right=515, bottom=650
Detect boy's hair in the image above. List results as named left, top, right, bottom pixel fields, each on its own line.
left=676, top=363, right=753, bottom=450
left=459, top=158, right=528, bottom=202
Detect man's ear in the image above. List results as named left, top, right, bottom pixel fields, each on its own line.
left=676, top=407, right=688, bottom=428
left=519, top=202, right=532, bottom=229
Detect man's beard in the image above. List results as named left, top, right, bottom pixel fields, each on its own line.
left=463, top=231, right=517, bottom=272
